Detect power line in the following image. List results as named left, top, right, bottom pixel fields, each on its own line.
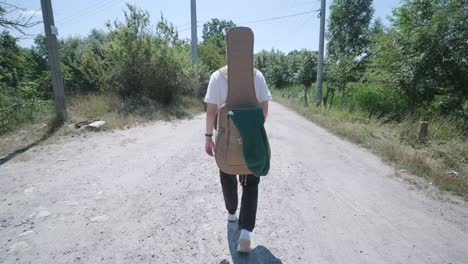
left=57, top=0, right=127, bottom=26
left=176, top=21, right=193, bottom=28
left=178, top=9, right=319, bottom=33
left=270, top=10, right=317, bottom=51
left=291, top=1, right=320, bottom=7
left=55, top=0, right=121, bottom=24
left=27, top=0, right=126, bottom=36
left=26, top=4, right=319, bottom=39
left=176, top=20, right=204, bottom=32
left=243, top=9, right=318, bottom=24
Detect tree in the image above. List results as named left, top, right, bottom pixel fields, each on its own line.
left=254, top=49, right=318, bottom=90
left=199, top=19, right=236, bottom=73
left=156, top=14, right=183, bottom=48
left=254, top=50, right=268, bottom=73
left=199, top=40, right=225, bottom=72
left=0, top=31, right=23, bottom=90
left=60, top=36, right=106, bottom=95
left=201, top=18, right=236, bottom=46
left=326, top=0, right=374, bottom=103
left=362, top=18, right=388, bottom=84
left=23, top=35, right=50, bottom=98
left=295, top=50, right=317, bottom=106
left=32, top=34, right=48, bottom=60
left=104, top=3, right=151, bottom=98
left=327, top=0, right=374, bottom=60
left=264, top=50, right=289, bottom=89
left=362, top=0, right=468, bottom=115
left=0, top=30, right=52, bottom=102
left=103, top=4, right=196, bottom=104
left=0, top=2, right=40, bottom=34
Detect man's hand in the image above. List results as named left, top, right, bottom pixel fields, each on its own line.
left=205, top=137, right=216, bottom=156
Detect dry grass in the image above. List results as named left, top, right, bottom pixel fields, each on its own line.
left=274, top=92, right=468, bottom=199
left=0, top=94, right=204, bottom=158
left=69, top=94, right=204, bottom=130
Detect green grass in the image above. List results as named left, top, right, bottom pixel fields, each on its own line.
left=0, top=96, right=54, bottom=134
left=273, top=88, right=468, bottom=199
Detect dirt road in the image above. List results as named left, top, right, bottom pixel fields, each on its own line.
left=1, top=102, right=467, bottom=264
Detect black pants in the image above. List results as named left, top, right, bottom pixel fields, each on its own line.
left=220, top=170, right=260, bottom=232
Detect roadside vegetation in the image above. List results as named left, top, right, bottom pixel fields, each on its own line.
left=0, top=4, right=228, bottom=156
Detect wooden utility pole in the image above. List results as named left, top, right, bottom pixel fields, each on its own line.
left=315, top=0, right=326, bottom=106
left=40, top=0, right=67, bottom=121
left=190, top=0, right=199, bottom=64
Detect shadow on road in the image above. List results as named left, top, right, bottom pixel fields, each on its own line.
left=0, top=117, right=62, bottom=166
left=220, top=221, right=282, bottom=264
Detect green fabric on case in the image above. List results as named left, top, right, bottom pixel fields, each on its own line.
left=228, top=107, right=270, bottom=176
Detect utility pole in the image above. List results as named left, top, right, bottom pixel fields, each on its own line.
left=40, top=0, right=67, bottom=121
left=315, top=0, right=326, bottom=106
left=190, top=0, right=199, bottom=64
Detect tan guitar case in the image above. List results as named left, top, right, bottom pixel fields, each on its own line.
left=214, top=27, right=265, bottom=175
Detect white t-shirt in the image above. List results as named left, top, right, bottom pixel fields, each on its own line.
left=204, top=69, right=272, bottom=108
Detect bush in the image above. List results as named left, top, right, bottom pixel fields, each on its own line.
left=199, top=40, right=225, bottom=73
left=254, top=49, right=318, bottom=89
left=185, top=64, right=210, bottom=98
left=101, top=4, right=198, bottom=105
left=351, top=83, right=406, bottom=118
left=142, top=44, right=184, bottom=104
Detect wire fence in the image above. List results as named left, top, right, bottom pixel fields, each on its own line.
left=0, top=91, right=54, bottom=134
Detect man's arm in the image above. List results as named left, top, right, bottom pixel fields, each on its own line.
left=206, top=103, right=217, bottom=135
left=255, top=70, right=271, bottom=121
left=261, top=101, right=269, bottom=121
left=205, top=103, right=217, bottom=156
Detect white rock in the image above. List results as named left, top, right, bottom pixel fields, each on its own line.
left=87, top=121, right=106, bottom=129
left=447, top=170, right=460, bottom=176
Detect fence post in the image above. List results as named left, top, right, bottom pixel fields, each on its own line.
left=418, top=121, right=429, bottom=144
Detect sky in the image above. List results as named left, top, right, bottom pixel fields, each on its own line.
left=11, top=0, right=402, bottom=53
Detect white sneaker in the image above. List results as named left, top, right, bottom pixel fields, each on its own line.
left=237, top=229, right=251, bottom=254
left=227, top=213, right=237, bottom=222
